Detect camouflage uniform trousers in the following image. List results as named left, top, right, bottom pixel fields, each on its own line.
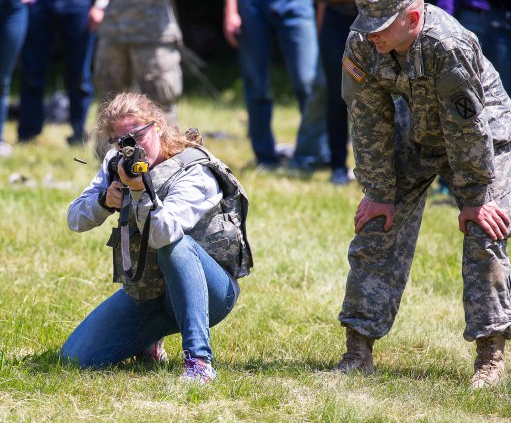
left=94, top=38, right=182, bottom=124
left=339, top=134, right=511, bottom=342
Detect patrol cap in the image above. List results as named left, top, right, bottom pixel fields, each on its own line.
left=351, top=0, right=415, bottom=34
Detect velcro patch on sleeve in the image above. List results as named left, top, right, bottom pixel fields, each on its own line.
left=343, top=57, right=366, bottom=82
left=452, top=93, right=477, bottom=119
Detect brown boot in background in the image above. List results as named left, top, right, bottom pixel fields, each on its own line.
left=335, top=327, right=375, bottom=375
left=470, top=336, right=506, bottom=389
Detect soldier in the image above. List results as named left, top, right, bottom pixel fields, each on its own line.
left=61, top=92, right=252, bottom=383
left=336, top=0, right=511, bottom=389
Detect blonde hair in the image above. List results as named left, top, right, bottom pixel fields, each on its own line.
left=94, top=92, right=199, bottom=159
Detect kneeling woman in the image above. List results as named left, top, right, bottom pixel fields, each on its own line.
left=62, top=92, right=251, bottom=383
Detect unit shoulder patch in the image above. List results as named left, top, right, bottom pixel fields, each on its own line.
left=452, top=93, right=476, bottom=119
left=343, top=57, right=366, bottom=83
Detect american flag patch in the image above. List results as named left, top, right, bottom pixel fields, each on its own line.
left=343, top=57, right=365, bottom=82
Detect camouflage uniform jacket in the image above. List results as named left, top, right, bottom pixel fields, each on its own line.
left=98, top=0, right=182, bottom=44
left=342, top=3, right=511, bottom=206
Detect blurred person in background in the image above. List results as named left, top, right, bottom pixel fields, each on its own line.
left=17, top=0, right=96, bottom=145
left=223, top=0, right=319, bottom=170
left=318, top=0, right=357, bottom=184
left=292, top=0, right=358, bottom=186
left=0, top=0, right=29, bottom=156
left=92, top=0, right=183, bottom=159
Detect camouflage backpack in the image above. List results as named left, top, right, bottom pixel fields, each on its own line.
left=171, top=145, right=253, bottom=279
left=107, top=136, right=253, bottom=300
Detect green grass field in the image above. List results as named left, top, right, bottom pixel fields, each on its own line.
left=1, top=94, right=511, bottom=422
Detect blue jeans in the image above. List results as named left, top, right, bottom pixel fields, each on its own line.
left=0, top=0, right=27, bottom=142
left=18, top=0, right=94, bottom=140
left=292, top=59, right=330, bottom=169
left=237, top=0, right=318, bottom=165
left=319, top=6, right=356, bottom=171
left=457, top=8, right=511, bottom=96
left=61, top=236, right=238, bottom=367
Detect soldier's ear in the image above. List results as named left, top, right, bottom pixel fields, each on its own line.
left=408, top=10, right=421, bottom=29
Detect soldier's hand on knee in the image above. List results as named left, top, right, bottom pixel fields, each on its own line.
left=459, top=201, right=510, bottom=240
left=354, top=196, right=395, bottom=234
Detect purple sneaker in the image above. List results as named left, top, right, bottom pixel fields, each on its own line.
left=136, top=338, right=168, bottom=364
left=181, top=351, right=217, bottom=384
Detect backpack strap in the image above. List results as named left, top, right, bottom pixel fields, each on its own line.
left=152, top=147, right=210, bottom=201
left=131, top=172, right=158, bottom=283
left=172, top=146, right=210, bottom=168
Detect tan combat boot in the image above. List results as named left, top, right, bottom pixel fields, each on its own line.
left=470, top=336, right=506, bottom=389
left=335, top=327, right=375, bottom=375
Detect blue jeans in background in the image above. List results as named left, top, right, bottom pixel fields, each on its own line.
left=292, top=59, right=330, bottom=170
left=18, top=0, right=94, bottom=141
left=319, top=5, right=356, bottom=172
left=61, top=236, right=238, bottom=367
left=0, top=0, right=28, bottom=142
left=237, top=0, right=318, bottom=165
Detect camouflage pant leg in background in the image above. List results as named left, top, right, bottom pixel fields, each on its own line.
left=94, top=39, right=182, bottom=124
left=444, top=145, right=511, bottom=341
left=93, top=39, right=183, bottom=159
left=130, top=42, right=182, bottom=124
left=93, top=39, right=133, bottom=159
left=94, top=39, right=132, bottom=98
